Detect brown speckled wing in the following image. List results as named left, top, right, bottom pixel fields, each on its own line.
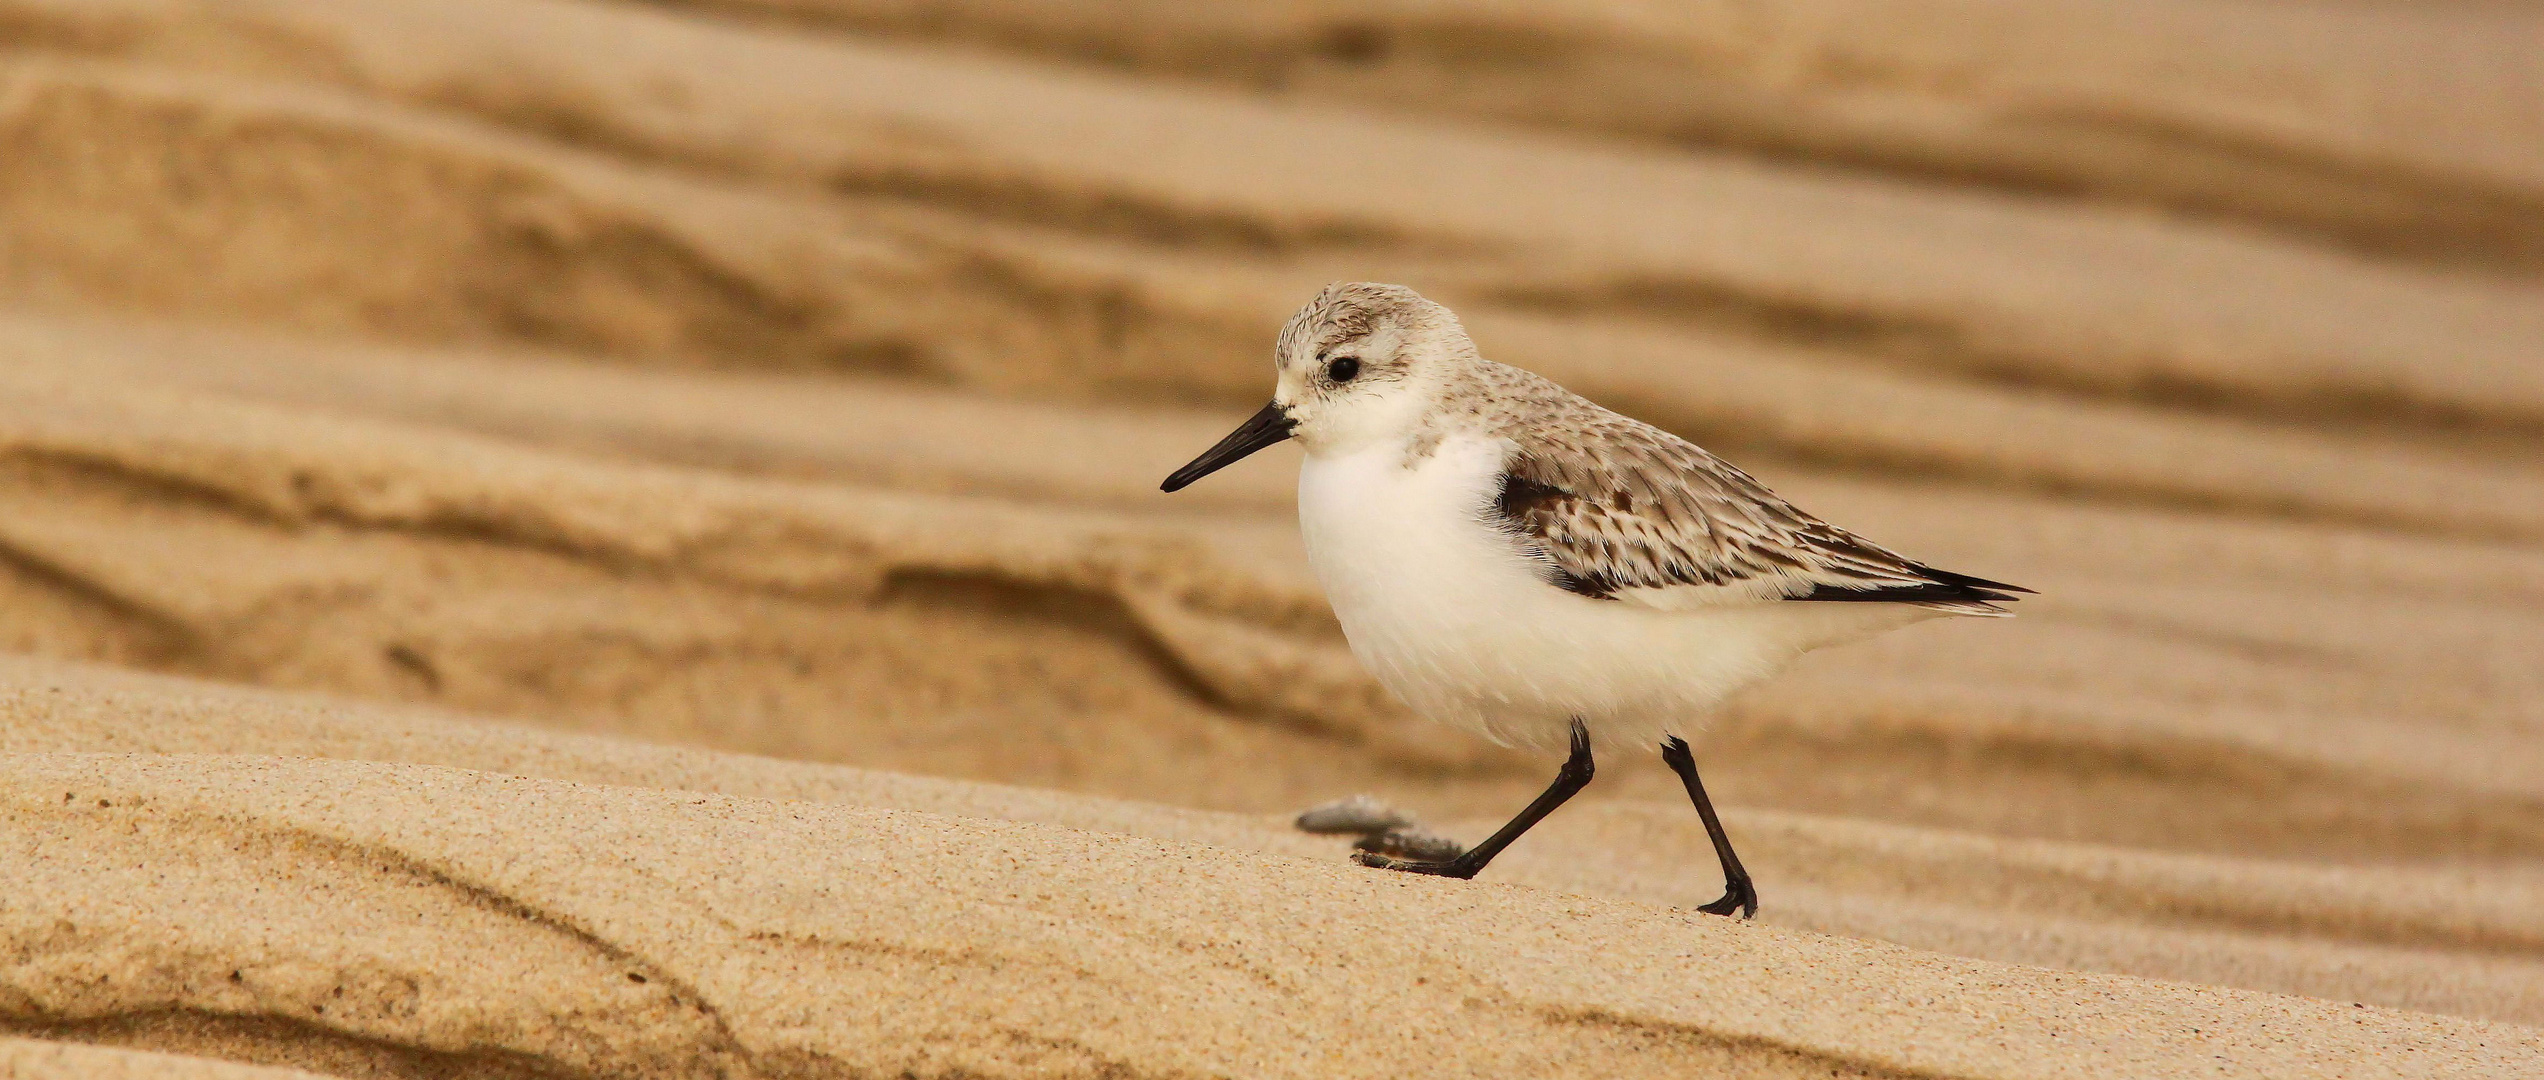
left=1481, top=383, right=2024, bottom=613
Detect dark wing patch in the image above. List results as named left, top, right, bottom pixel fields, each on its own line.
left=1495, top=474, right=1622, bottom=600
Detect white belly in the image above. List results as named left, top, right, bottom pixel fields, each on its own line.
left=1297, top=436, right=1920, bottom=752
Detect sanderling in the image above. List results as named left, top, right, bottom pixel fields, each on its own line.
left=1162, top=282, right=2027, bottom=918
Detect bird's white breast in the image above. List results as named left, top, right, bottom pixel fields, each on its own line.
left=1296, top=434, right=1924, bottom=751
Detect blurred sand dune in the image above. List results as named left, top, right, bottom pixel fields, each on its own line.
left=661, top=0, right=2544, bottom=271
left=1, top=0, right=2540, bottom=1075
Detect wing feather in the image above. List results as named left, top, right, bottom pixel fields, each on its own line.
left=1485, top=402, right=2027, bottom=615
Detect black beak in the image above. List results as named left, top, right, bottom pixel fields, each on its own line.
left=1161, top=401, right=1295, bottom=492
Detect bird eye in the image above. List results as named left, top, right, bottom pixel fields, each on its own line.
left=1325, top=356, right=1360, bottom=383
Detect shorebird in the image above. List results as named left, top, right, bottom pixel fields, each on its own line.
left=1161, top=282, right=2027, bottom=918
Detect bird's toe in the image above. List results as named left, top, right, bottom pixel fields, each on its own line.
left=1352, top=828, right=1465, bottom=862
left=1352, top=850, right=1471, bottom=877
left=1697, top=877, right=1759, bottom=919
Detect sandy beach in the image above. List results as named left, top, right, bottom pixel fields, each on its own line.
left=2, top=0, right=2541, bottom=1075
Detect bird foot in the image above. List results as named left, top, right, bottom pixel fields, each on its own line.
left=1698, top=875, right=1758, bottom=919
left=1352, top=827, right=1465, bottom=863
left=1294, top=794, right=1413, bottom=835
left=1351, top=849, right=1478, bottom=878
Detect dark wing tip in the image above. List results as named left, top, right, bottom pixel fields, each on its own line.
left=1788, top=565, right=2030, bottom=607
left=1789, top=581, right=2018, bottom=605
left=1918, top=566, right=2036, bottom=595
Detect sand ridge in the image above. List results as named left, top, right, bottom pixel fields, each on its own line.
left=6, top=656, right=2544, bottom=1055
left=0, top=1038, right=336, bottom=1080
left=5, top=668, right=2541, bottom=1077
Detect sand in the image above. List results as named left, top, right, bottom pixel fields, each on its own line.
left=8, top=661, right=2543, bottom=1077
left=0, top=0, right=2539, bottom=1075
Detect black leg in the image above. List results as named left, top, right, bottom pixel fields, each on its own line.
left=1355, top=719, right=1594, bottom=880
left=1661, top=736, right=1757, bottom=919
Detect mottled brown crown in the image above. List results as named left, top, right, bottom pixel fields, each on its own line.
left=1276, top=281, right=1443, bottom=367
